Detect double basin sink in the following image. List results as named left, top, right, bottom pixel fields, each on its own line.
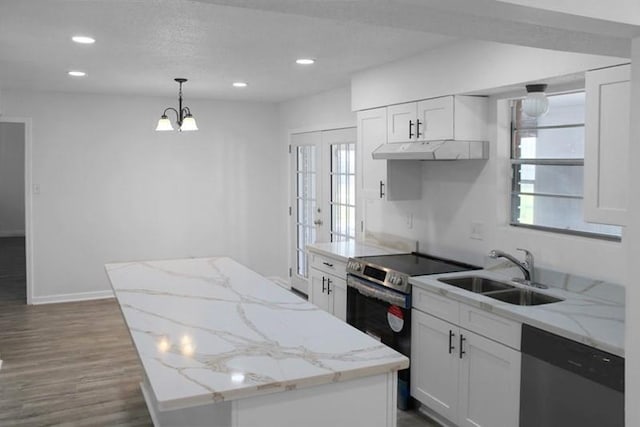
left=437, top=276, right=563, bottom=306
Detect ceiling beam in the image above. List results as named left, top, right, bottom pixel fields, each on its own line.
left=193, top=0, right=639, bottom=57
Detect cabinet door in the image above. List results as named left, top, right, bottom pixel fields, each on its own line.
left=584, top=64, right=630, bottom=226
left=309, top=269, right=330, bottom=313
left=357, top=108, right=387, bottom=200
left=458, top=330, right=521, bottom=427
left=411, top=309, right=459, bottom=424
left=328, top=275, right=347, bottom=321
left=417, top=96, right=454, bottom=141
left=387, top=103, right=417, bottom=143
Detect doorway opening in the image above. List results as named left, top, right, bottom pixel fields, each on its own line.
left=0, top=119, right=31, bottom=305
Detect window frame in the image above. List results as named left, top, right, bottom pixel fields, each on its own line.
left=509, top=93, right=622, bottom=242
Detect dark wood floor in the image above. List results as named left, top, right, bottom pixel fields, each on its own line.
left=0, top=237, right=437, bottom=426
left=0, top=237, right=152, bottom=426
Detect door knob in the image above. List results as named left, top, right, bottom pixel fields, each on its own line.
left=313, top=219, right=323, bottom=226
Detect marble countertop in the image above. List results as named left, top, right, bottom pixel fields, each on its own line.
left=105, top=257, right=409, bottom=411
left=306, top=241, right=406, bottom=261
left=411, top=270, right=624, bottom=357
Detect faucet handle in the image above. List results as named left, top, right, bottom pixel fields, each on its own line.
left=516, top=248, right=534, bottom=267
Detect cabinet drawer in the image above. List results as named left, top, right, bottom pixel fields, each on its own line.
left=458, top=304, right=521, bottom=350
left=310, top=253, right=346, bottom=277
left=412, top=287, right=459, bottom=325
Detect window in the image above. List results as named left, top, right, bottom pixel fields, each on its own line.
left=294, top=145, right=317, bottom=278
left=510, top=92, right=622, bottom=240
left=330, top=143, right=356, bottom=242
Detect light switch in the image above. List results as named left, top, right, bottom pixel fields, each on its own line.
left=32, top=184, right=40, bottom=195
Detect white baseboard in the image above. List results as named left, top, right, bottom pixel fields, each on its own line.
left=0, top=230, right=25, bottom=238
left=31, top=290, right=114, bottom=305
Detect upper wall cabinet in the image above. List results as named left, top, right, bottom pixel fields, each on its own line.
left=387, top=95, right=488, bottom=143
left=584, top=64, right=630, bottom=226
left=357, top=107, right=421, bottom=202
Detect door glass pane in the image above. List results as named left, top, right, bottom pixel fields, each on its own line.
left=295, top=145, right=317, bottom=278
left=330, top=143, right=356, bottom=242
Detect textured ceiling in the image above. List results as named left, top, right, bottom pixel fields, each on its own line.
left=0, top=0, right=455, bottom=101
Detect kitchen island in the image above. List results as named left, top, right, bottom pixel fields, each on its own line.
left=105, top=257, right=408, bottom=427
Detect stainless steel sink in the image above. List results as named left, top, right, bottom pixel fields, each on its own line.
left=438, top=276, right=515, bottom=293
left=482, top=289, right=563, bottom=306
left=437, top=275, right=563, bottom=306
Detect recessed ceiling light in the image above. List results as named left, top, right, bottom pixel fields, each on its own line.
left=72, top=35, right=95, bottom=44
left=68, top=70, right=87, bottom=77
left=232, top=82, right=248, bottom=88
left=296, top=58, right=315, bottom=65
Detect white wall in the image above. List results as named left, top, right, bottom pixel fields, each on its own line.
left=2, top=90, right=287, bottom=302
left=351, top=40, right=627, bottom=111
left=0, top=122, right=25, bottom=236
left=278, top=86, right=355, bottom=133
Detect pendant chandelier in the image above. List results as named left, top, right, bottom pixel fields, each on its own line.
left=156, top=78, right=198, bottom=132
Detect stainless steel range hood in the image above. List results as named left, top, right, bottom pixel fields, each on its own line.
left=372, top=140, right=489, bottom=160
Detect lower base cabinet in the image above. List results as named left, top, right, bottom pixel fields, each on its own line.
left=411, top=308, right=520, bottom=427
left=309, top=268, right=347, bottom=321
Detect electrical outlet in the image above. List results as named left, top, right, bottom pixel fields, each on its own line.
left=406, top=213, right=413, bottom=229
left=470, top=221, right=484, bottom=240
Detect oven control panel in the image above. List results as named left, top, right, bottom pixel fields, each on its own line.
left=347, top=259, right=410, bottom=293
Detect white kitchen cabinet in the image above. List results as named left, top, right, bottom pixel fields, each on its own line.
left=417, top=96, right=455, bottom=141
left=411, top=294, right=521, bottom=427
left=411, top=309, right=459, bottom=423
left=584, top=64, right=630, bottom=226
left=387, top=103, right=417, bottom=143
left=458, top=330, right=521, bottom=427
left=308, top=252, right=347, bottom=321
left=386, top=96, right=487, bottom=144
left=309, top=269, right=347, bottom=321
left=357, top=107, right=421, bottom=202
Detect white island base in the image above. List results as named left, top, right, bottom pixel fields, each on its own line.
left=142, top=372, right=398, bottom=427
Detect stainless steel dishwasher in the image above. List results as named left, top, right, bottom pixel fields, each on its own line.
left=520, top=324, right=624, bottom=427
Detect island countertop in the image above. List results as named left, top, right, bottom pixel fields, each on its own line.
left=105, top=257, right=409, bottom=412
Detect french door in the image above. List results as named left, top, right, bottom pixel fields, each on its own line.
left=290, top=127, right=356, bottom=294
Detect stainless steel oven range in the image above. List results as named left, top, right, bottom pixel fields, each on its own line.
left=346, top=252, right=479, bottom=410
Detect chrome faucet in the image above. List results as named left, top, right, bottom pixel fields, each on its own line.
left=489, top=248, right=534, bottom=283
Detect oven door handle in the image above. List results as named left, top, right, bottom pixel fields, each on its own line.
left=347, top=276, right=409, bottom=308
